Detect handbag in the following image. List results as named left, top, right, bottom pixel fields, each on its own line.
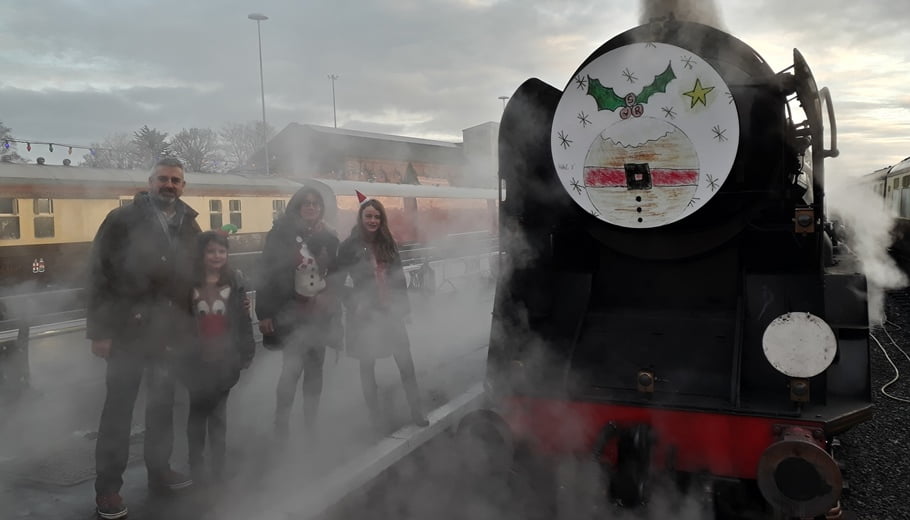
left=261, top=328, right=283, bottom=351
left=260, top=313, right=287, bottom=351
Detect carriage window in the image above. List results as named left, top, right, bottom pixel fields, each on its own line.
left=894, top=178, right=901, bottom=190
left=0, top=198, right=20, bottom=240
left=902, top=176, right=910, bottom=189
left=119, top=199, right=132, bottom=208
left=33, top=198, right=53, bottom=214
left=0, top=198, right=17, bottom=215
left=33, top=198, right=54, bottom=238
left=209, top=199, right=223, bottom=230
left=229, top=199, right=242, bottom=229
left=902, top=189, right=910, bottom=219
left=34, top=217, right=54, bottom=238
left=272, top=199, right=286, bottom=221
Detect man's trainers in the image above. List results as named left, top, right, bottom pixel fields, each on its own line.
left=96, top=493, right=128, bottom=520
left=148, top=469, right=193, bottom=493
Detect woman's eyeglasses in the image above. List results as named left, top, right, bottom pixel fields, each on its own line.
left=301, top=200, right=321, bottom=207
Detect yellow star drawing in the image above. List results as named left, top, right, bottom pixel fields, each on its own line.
left=683, top=78, right=714, bottom=108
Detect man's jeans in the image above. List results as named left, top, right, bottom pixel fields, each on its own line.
left=94, top=347, right=176, bottom=495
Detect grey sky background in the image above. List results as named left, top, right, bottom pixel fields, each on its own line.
left=1, top=0, right=907, bottom=178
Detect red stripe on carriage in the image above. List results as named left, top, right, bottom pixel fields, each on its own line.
left=584, top=168, right=699, bottom=187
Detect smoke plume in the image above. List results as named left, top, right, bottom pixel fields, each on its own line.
left=638, top=0, right=726, bottom=30
left=827, top=174, right=908, bottom=324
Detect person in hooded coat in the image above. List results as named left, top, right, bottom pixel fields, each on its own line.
left=256, top=186, right=341, bottom=441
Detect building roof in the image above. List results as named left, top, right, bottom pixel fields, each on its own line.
left=462, top=121, right=499, bottom=133
left=303, top=124, right=461, bottom=149
left=255, top=122, right=468, bottom=178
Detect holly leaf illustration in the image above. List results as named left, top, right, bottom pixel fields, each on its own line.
left=636, top=62, right=676, bottom=104
left=586, top=76, right=625, bottom=112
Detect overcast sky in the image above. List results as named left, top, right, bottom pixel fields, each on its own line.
left=1, top=0, right=907, bottom=178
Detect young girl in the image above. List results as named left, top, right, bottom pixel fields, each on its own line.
left=184, top=231, right=255, bottom=482
left=337, top=196, right=428, bottom=430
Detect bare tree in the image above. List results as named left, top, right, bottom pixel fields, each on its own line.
left=81, top=133, right=140, bottom=169
left=0, top=120, right=23, bottom=163
left=219, top=121, right=274, bottom=171
left=132, top=125, right=171, bottom=169
left=170, top=128, right=219, bottom=172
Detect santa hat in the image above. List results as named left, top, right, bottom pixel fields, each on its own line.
left=356, top=190, right=373, bottom=206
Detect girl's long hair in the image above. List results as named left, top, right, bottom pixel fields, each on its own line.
left=194, top=231, right=234, bottom=286
left=351, top=199, right=398, bottom=263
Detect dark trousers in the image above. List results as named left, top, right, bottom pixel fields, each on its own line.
left=187, top=389, right=229, bottom=476
left=275, top=345, right=326, bottom=432
left=359, top=348, right=421, bottom=423
left=95, top=349, right=176, bottom=495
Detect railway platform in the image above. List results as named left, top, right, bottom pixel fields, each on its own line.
left=0, top=282, right=493, bottom=519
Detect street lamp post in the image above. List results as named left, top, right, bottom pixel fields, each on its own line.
left=498, top=95, right=509, bottom=111
left=248, top=13, right=269, bottom=175
left=328, top=74, right=339, bottom=128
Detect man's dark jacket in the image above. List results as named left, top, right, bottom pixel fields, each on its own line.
left=86, top=191, right=202, bottom=352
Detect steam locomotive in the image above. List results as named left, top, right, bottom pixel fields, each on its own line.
left=460, top=17, right=869, bottom=519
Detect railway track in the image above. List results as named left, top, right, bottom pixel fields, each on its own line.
left=837, top=289, right=910, bottom=518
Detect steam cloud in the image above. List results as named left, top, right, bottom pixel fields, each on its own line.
left=638, top=0, right=726, bottom=30
left=827, top=174, right=907, bottom=324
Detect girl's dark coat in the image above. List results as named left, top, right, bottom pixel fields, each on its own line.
left=336, top=233, right=411, bottom=360
left=183, top=273, right=255, bottom=394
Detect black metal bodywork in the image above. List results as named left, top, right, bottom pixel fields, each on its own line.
left=488, top=20, right=870, bottom=437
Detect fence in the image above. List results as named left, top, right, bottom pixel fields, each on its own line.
left=0, top=233, right=499, bottom=393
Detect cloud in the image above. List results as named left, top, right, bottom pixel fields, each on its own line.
left=0, top=0, right=907, bottom=175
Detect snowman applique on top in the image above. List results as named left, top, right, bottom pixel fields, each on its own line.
left=295, top=236, right=326, bottom=298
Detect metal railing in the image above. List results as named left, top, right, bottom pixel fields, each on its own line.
left=0, top=238, right=498, bottom=395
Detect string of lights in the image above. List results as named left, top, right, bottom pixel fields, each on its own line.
left=1, top=138, right=111, bottom=155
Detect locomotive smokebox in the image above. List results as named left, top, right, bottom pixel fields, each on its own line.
left=756, top=426, right=842, bottom=518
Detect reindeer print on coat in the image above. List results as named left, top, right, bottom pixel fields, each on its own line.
left=193, top=285, right=232, bottom=361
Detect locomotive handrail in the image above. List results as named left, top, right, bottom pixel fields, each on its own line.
left=820, top=87, right=839, bottom=159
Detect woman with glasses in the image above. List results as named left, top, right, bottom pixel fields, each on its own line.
left=256, top=186, right=341, bottom=444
